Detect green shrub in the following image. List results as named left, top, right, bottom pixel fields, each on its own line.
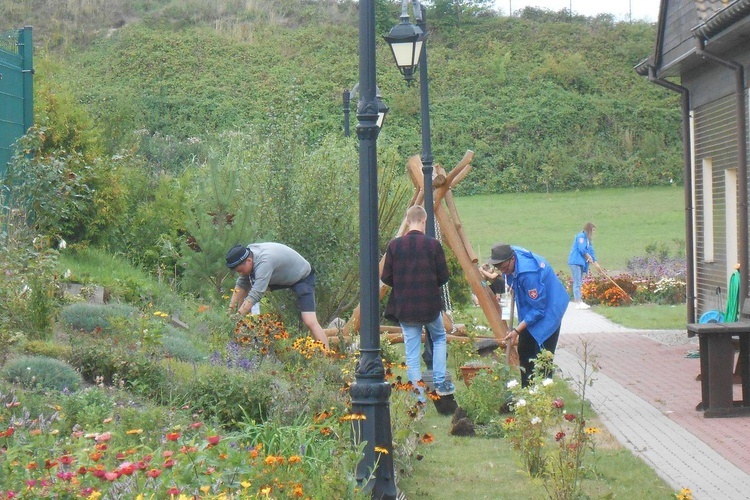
left=68, top=336, right=125, bottom=384
left=68, top=336, right=169, bottom=399
left=60, top=387, right=115, bottom=433
left=162, top=327, right=208, bottom=362
left=175, top=362, right=274, bottom=429
left=59, top=302, right=138, bottom=333
left=19, top=340, right=72, bottom=361
left=114, top=402, right=182, bottom=445
left=1, top=355, right=82, bottom=392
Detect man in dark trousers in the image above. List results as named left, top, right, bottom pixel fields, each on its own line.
left=489, top=243, right=569, bottom=387
left=382, top=205, right=455, bottom=401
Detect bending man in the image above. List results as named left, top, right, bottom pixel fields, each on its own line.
left=226, top=242, right=329, bottom=349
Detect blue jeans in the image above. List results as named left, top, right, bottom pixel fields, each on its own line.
left=569, top=264, right=584, bottom=301
left=400, top=312, right=447, bottom=402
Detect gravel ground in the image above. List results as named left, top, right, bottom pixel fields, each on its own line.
left=641, top=329, right=698, bottom=347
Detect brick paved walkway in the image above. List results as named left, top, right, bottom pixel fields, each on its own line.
left=555, top=303, right=750, bottom=499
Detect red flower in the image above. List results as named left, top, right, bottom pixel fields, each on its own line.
left=564, top=413, right=576, bottom=422
left=118, top=462, right=135, bottom=475
left=146, top=468, right=162, bottom=479
left=207, top=435, right=220, bottom=446
left=59, top=455, right=74, bottom=465
left=167, top=487, right=180, bottom=495
left=104, top=471, right=119, bottom=481
left=553, top=398, right=564, bottom=409
left=166, top=432, right=181, bottom=441
left=555, top=431, right=566, bottom=442
left=163, top=459, right=176, bottom=468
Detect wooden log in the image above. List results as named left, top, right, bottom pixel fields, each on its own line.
left=443, top=183, right=478, bottom=264
left=445, top=150, right=474, bottom=185
left=406, top=154, right=424, bottom=189
left=324, top=323, right=468, bottom=339
left=434, top=202, right=508, bottom=342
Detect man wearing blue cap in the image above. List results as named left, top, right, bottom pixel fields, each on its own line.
left=226, top=242, right=328, bottom=349
left=488, top=243, right=569, bottom=387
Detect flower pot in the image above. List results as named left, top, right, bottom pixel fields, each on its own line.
left=460, top=365, right=492, bottom=387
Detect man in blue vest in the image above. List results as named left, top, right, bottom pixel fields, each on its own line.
left=488, top=243, right=569, bottom=387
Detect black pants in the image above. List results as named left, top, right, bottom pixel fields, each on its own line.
left=518, top=327, right=560, bottom=387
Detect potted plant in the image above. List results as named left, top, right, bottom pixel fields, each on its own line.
left=460, top=359, right=493, bottom=387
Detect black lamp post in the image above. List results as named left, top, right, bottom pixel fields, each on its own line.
left=350, top=0, right=397, bottom=498
left=384, top=0, right=435, bottom=237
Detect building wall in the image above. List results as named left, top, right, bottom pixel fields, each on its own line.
left=692, top=92, right=739, bottom=314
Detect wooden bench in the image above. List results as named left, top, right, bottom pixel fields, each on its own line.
left=687, top=300, right=750, bottom=417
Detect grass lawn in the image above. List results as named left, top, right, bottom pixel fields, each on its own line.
left=453, top=186, right=684, bottom=273
left=596, top=303, right=688, bottom=329
left=398, top=386, right=675, bottom=499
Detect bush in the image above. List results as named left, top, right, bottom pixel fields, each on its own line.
left=68, top=336, right=170, bottom=399
left=175, top=362, right=274, bottom=429
left=59, top=302, right=139, bottom=333
left=19, top=340, right=72, bottom=361
left=162, top=328, right=208, bottom=362
left=1, top=355, right=82, bottom=392
left=59, top=387, right=115, bottom=433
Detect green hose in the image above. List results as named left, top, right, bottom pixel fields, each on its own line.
left=724, top=270, right=741, bottom=322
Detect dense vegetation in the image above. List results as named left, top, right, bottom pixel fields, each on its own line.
left=2, top=0, right=680, bottom=195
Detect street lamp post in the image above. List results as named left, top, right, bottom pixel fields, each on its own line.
left=415, top=3, right=435, bottom=238
left=384, top=0, right=433, bottom=236
left=350, top=0, right=397, bottom=498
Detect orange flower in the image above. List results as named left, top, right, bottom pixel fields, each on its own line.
left=287, top=455, right=302, bottom=464
left=420, top=433, right=434, bottom=444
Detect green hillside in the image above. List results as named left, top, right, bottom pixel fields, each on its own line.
left=1, top=0, right=680, bottom=195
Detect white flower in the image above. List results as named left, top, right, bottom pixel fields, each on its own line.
left=529, top=386, right=538, bottom=395
left=530, top=416, right=541, bottom=425
left=542, top=378, right=554, bottom=387
left=506, top=380, right=519, bottom=389
left=515, top=398, right=527, bottom=407
left=58, top=238, right=67, bottom=250
left=64, top=269, right=72, bottom=279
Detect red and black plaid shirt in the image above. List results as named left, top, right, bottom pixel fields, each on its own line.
left=381, top=230, right=450, bottom=324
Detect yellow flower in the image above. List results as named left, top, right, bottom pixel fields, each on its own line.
left=241, top=481, right=252, bottom=489
left=88, top=492, right=102, bottom=500
left=200, top=486, right=211, bottom=494
left=374, top=446, right=389, bottom=454
left=126, top=429, right=143, bottom=435
left=584, top=427, right=601, bottom=434
left=340, top=413, right=366, bottom=421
